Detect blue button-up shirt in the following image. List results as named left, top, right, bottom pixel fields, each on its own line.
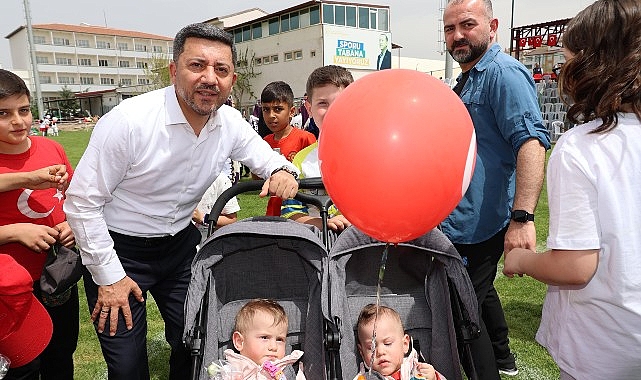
left=441, top=43, right=551, bottom=244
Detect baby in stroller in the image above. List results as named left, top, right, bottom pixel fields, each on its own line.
left=225, top=299, right=306, bottom=380
left=354, top=304, right=444, bottom=380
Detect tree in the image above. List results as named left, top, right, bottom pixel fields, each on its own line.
left=143, top=54, right=171, bottom=91
left=58, top=86, right=78, bottom=115
left=232, top=47, right=260, bottom=110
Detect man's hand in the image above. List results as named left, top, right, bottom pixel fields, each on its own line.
left=260, top=170, right=298, bottom=199
left=504, top=221, right=536, bottom=253
left=91, top=276, right=144, bottom=336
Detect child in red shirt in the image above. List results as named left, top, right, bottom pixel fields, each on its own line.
left=260, top=81, right=315, bottom=216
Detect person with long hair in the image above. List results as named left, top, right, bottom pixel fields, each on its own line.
left=504, top=1, right=641, bottom=378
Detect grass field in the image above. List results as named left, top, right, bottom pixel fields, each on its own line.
left=50, top=130, right=558, bottom=380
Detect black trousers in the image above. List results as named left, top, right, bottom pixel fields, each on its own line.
left=6, top=285, right=79, bottom=380
left=455, top=227, right=511, bottom=380
left=83, top=224, right=201, bottom=380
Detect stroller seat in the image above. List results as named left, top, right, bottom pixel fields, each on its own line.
left=324, top=226, right=479, bottom=380
left=184, top=217, right=328, bottom=380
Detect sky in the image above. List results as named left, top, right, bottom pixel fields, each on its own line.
left=0, top=0, right=595, bottom=70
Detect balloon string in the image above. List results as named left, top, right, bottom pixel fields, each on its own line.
left=368, top=243, right=390, bottom=376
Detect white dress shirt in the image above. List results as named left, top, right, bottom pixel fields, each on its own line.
left=64, top=86, right=295, bottom=285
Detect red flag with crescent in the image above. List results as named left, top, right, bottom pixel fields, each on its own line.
left=533, top=36, right=543, bottom=47
left=547, top=34, right=558, bottom=46
left=519, top=38, right=527, bottom=47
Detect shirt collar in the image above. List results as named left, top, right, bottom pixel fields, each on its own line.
left=472, top=43, right=501, bottom=73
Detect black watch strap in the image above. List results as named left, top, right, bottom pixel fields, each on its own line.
left=271, top=165, right=299, bottom=179
left=511, top=209, right=535, bottom=223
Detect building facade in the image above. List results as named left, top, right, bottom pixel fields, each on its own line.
left=208, top=1, right=393, bottom=114
left=5, top=23, right=173, bottom=115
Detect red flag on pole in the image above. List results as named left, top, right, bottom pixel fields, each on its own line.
left=519, top=38, right=527, bottom=47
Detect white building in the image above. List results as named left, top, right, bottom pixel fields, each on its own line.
left=5, top=23, right=173, bottom=115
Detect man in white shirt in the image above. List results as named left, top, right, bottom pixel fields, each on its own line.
left=64, top=23, right=298, bottom=380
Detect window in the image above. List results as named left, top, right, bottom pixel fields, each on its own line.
left=78, top=58, right=92, bottom=66
left=80, top=77, right=94, bottom=85
left=233, top=29, right=242, bottom=43
left=99, top=59, right=109, bottom=67
left=117, top=42, right=129, bottom=50
left=120, top=78, right=132, bottom=86
left=300, top=8, right=310, bottom=27
left=290, top=12, right=300, bottom=30
left=269, top=17, right=279, bottom=35
left=310, top=6, right=320, bottom=25
left=53, top=37, right=70, bottom=46
left=378, top=9, right=389, bottom=31
left=346, top=6, right=357, bottom=27
left=138, top=78, right=149, bottom=85
left=76, top=39, right=89, bottom=47
left=36, top=56, right=49, bottom=64
left=335, top=5, right=346, bottom=26
left=152, top=45, right=163, bottom=53
left=252, top=23, right=262, bottom=39
left=136, top=62, right=148, bottom=69
left=168, top=47, right=173, bottom=55
left=119, top=60, right=130, bottom=68
left=97, top=41, right=110, bottom=49
left=263, top=56, right=270, bottom=65
left=135, top=44, right=147, bottom=52
left=370, top=9, right=377, bottom=30
left=58, top=76, right=74, bottom=84
left=294, top=50, right=303, bottom=60
left=55, top=57, right=72, bottom=65
left=40, top=76, right=51, bottom=84
left=34, top=35, right=46, bottom=44
left=310, top=50, right=316, bottom=58
left=242, top=26, right=251, bottom=41
left=323, top=4, right=334, bottom=24
left=254, top=57, right=262, bottom=65
left=359, top=7, right=369, bottom=28
left=101, top=77, right=115, bottom=85
left=284, top=52, right=293, bottom=61
left=271, top=54, right=279, bottom=63
left=281, top=14, right=290, bottom=32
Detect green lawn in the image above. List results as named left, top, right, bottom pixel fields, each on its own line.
left=52, top=130, right=557, bottom=380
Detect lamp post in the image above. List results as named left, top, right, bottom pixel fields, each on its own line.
left=23, top=0, right=44, bottom=119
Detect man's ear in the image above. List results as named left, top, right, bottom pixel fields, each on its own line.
left=232, top=331, right=244, bottom=352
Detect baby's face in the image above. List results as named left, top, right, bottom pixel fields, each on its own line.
left=357, top=314, right=410, bottom=376
left=234, top=310, right=287, bottom=365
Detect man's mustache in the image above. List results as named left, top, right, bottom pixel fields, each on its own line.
left=452, top=39, right=470, bottom=48
left=196, top=84, right=220, bottom=93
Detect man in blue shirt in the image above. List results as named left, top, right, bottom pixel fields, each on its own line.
left=442, top=1, right=551, bottom=379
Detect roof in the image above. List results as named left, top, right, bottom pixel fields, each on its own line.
left=5, top=23, right=172, bottom=41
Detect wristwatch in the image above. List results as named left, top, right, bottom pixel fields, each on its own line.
left=271, top=165, right=299, bottom=180
left=511, top=210, right=535, bottom=223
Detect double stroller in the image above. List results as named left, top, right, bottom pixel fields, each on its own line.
left=183, top=179, right=480, bottom=380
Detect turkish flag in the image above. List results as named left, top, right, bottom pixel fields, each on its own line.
left=528, top=37, right=535, bottom=46
left=519, top=38, right=527, bottom=47
left=533, top=36, right=543, bottom=47
left=547, top=34, right=558, bottom=46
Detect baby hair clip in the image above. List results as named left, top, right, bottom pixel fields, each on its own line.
left=262, top=361, right=285, bottom=379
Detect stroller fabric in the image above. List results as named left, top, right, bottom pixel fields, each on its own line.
left=324, top=226, right=479, bottom=380
left=184, top=217, right=327, bottom=380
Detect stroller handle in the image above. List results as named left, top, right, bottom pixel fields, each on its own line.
left=207, top=177, right=333, bottom=229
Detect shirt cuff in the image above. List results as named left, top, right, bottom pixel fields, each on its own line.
left=86, top=260, right=127, bottom=286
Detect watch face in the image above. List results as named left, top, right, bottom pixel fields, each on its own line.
left=511, top=210, right=533, bottom=222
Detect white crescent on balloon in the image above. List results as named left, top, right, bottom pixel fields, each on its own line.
left=17, top=189, right=56, bottom=219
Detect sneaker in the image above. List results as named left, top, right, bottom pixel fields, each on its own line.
left=498, top=365, right=518, bottom=376
left=497, top=352, right=518, bottom=376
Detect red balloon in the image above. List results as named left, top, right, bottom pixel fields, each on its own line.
left=319, top=69, right=476, bottom=243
